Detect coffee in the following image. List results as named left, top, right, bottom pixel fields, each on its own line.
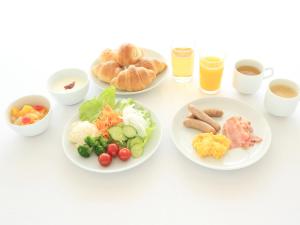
left=270, top=84, right=298, bottom=98
left=237, top=65, right=261, bottom=76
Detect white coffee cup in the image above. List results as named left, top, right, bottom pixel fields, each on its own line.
left=233, top=59, right=273, bottom=94
left=264, top=79, right=300, bottom=117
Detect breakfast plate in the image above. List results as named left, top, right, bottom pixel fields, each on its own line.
left=62, top=87, right=162, bottom=173
left=62, top=111, right=162, bottom=173
left=90, top=48, right=168, bottom=95
left=171, top=97, right=272, bottom=170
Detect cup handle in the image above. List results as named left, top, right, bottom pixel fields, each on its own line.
left=263, top=67, right=274, bottom=79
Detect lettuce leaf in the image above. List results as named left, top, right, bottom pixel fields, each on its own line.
left=79, top=86, right=116, bottom=122
left=142, top=113, right=155, bottom=145
left=115, top=98, right=135, bottom=112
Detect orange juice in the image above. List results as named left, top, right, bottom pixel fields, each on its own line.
left=199, top=56, right=224, bottom=92
left=172, top=48, right=194, bottom=77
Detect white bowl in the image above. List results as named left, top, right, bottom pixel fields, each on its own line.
left=48, top=68, right=89, bottom=105
left=6, top=95, right=52, bottom=136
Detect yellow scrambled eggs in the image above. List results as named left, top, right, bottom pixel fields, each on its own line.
left=192, top=133, right=231, bottom=159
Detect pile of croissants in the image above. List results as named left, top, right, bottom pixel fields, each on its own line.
left=92, top=43, right=167, bottom=91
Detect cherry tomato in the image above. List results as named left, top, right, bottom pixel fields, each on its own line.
left=107, top=143, right=119, bottom=157
left=118, top=148, right=131, bottom=161
left=98, top=153, right=112, bottom=167
left=22, top=117, right=32, bottom=125
left=33, top=105, right=45, bottom=111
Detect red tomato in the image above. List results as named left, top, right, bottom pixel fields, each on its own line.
left=22, top=117, right=32, bottom=125
left=107, top=143, right=119, bottom=157
left=33, top=105, right=45, bottom=111
left=118, top=148, right=131, bottom=161
left=98, top=153, right=112, bottom=167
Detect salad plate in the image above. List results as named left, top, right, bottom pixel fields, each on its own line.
left=90, top=48, right=168, bottom=95
left=171, top=97, right=272, bottom=170
left=62, top=87, right=162, bottom=173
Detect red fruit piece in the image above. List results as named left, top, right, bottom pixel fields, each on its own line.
left=22, top=117, right=32, bottom=124
left=33, top=105, right=45, bottom=111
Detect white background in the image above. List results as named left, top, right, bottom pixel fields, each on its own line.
left=1, top=0, right=300, bottom=224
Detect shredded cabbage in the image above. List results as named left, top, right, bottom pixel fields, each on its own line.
left=122, top=105, right=148, bottom=137
left=116, top=98, right=155, bottom=145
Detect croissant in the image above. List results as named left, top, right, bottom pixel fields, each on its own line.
left=110, top=65, right=156, bottom=91
left=99, top=49, right=116, bottom=62
left=115, top=43, right=143, bottom=66
left=135, top=58, right=167, bottom=75
left=92, top=43, right=167, bottom=91
left=92, top=61, right=122, bottom=83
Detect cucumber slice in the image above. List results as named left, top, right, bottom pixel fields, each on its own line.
left=123, top=125, right=137, bottom=138
left=108, top=126, right=127, bottom=142
left=129, top=136, right=143, bottom=148
left=131, top=143, right=144, bottom=158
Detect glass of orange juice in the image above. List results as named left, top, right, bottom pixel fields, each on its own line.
left=171, top=43, right=194, bottom=82
left=199, top=51, right=225, bottom=94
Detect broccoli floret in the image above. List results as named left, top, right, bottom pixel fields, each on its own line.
left=107, top=136, right=114, bottom=145
left=77, top=144, right=92, bottom=158
left=93, top=145, right=105, bottom=156
left=96, top=135, right=108, bottom=148
left=84, top=136, right=97, bottom=147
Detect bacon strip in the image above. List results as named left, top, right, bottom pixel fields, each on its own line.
left=223, top=116, right=262, bottom=149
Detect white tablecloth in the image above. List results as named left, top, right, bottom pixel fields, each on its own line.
left=1, top=1, right=300, bottom=224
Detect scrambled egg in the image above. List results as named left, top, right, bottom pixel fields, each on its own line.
left=192, top=133, right=231, bottom=159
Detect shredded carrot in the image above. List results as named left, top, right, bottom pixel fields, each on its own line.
left=95, top=105, right=123, bottom=138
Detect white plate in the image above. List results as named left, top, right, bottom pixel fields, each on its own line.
left=90, top=48, right=168, bottom=95
left=171, top=97, right=272, bottom=170
left=62, top=105, right=162, bottom=173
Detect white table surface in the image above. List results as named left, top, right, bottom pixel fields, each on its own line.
left=1, top=1, right=300, bottom=224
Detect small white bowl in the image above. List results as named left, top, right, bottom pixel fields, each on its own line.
left=48, top=68, right=89, bottom=105
left=6, top=95, right=52, bottom=136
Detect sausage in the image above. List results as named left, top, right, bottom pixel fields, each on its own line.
left=188, top=109, right=223, bottom=118
left=203, top=108, right=223, bottom=117
left=183, top=118, right=216, bottom=134
left=188, top=104, right=221, bottom=131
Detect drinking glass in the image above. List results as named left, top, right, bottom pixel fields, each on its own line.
left=171, top=42, right=194, bottom=83
left=199, top=51, right=225, bottom=94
